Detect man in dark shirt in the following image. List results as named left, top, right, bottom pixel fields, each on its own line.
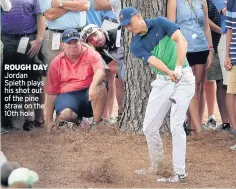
left=1, top=0, right=46, bottom=131
left=206, top=0, right=230, bottom=130
left=80, top=24, right=124, bottom=122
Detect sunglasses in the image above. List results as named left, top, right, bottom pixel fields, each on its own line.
left=62, top=31, right=79, bottom=41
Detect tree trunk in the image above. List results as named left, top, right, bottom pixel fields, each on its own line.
left=119, top=0, right=171, bottom=135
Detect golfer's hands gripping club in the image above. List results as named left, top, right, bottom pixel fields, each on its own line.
left=167, top=66, right=182, bottom=83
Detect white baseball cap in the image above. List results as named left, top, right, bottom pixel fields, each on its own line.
left=80, top=24, right=100, bottom=41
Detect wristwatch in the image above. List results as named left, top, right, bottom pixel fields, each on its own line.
left=58, top=0, right=63, bottom=8
left=209, top=47, right=215, bottom=53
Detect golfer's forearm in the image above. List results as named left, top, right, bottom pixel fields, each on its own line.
left=176, top=38, right=187, bottom=67
left=45, top=94, right=56, bottom=122
left=170, top=30, right=188, bottom=66
left=148, top=56, right=170, bottom=74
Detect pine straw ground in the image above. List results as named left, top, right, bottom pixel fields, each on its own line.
left=1, top=123, right=236, bottom=188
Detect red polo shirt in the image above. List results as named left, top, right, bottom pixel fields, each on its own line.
left=45, top=47, right=104, bottom=95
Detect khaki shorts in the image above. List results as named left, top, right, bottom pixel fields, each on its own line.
left=218, top=34, right=228, bottom=85
left=227, top=65, right=236, bottom=94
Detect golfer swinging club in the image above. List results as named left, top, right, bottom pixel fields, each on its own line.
left=119, top=7, right=195, bottom=182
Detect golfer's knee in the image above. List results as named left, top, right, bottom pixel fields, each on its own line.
left=143, top=126, right=155, bottom=137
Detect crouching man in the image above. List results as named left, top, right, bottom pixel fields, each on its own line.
left=45, top=29, right=107, bottom=133
left=80, top=24, right=125, bottom=122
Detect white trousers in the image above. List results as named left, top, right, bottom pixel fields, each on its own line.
left=143, top=67, right=195, bottom=175
left=217, top=34, right=228, bottom=85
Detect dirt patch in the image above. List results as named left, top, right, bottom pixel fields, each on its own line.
left=1, top=123, right=236, bottom=188
left=81, top=158, right=119, bottom=184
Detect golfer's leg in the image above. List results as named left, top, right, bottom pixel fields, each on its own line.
left=170, top=71, right=195, bottom=175
left=143, top=79, right=172, bottom=170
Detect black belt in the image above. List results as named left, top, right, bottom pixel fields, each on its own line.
left=50, top=28, right=82, bottom=33
left=1, top=31, right=36, bottom=38
left=103, top=16, right=118, bottom=24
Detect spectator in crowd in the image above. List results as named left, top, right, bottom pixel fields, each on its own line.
left=224, top=0, right=236, bottom=135
left=0, top=0, right=12, bottom=67
left=1, top=1, right=13, bottom=132
left=87, top=0, right=117, bottom=28
left=38, top=0, right=89, bottom=64
left=204, top=0, right=218, bottom=129
left=213, top=0, right=228, bottom=84
left=119, top=7, right=195, bottom=182
left=81, top=24, right=124, bottom=122
left=45, top=29, right=107, bottom=133
left=1, top=0, right=46, bottom=131
left=85, top=0, right=120, bottom=123
left=167, top=0, right=214, bottom=137
left=213, top=0, right=232, bottom=131
left=39, top=0, right=89, bottom=66
left=86, top=0, right=106, bottom=26
left=85, top=0, right=123, bottom=122
left=205, top=0, right=229, bottom=129
left=39, top=0, right=90, bottom=126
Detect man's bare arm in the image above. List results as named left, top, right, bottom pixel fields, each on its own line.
left=167, top=0, right=177, bottom=22
left=45, top=0, right=90, bottom=21
left=148, top=56, right=172, bottom=74
left=36, top=14, right=46, bottom=42
left=51, top=0, right=90, bottom=11
left=94, top=0, right=111, bottom=10
left=203, top=0, right=213, bottom=49
left=44, top=8, right=69, bottom=21
left=27, top=14, right=46, bottom=57
left=45, top=94, right=57, bottom=122
left=225, top=29, right=232, bottom=58
left=89, top=69, right=106, bottom=101
left=90, top=69, right=106, bottom=88
left=208, top=18, right=221, bottom=34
